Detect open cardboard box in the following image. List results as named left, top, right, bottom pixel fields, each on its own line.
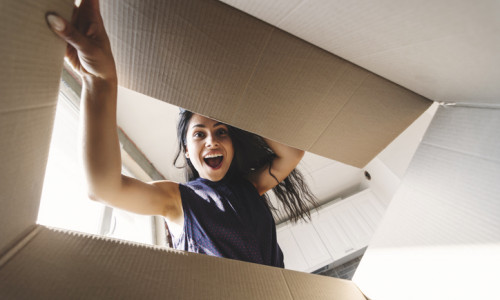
left=1, top=0, right=498, bottom=299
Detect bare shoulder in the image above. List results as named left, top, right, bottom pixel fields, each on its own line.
left=151, top=180, right=181, bottom=197
left=149, top=180, right=183, bottom=225
left=109, top=176, right=182, bottom=223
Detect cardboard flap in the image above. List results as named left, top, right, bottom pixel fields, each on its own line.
left=221, top=1, right=500, bottom=105
left=0, top=0, right=73, bottom=256
left=0, top=226, right=366, bottom=299
left=282, top=269, right=367, bottom=300
left=101, top=0, right=431, bottom=168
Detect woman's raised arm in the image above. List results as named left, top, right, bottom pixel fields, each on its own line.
left=248, top=137, right=305, bottom=195
left=46, top=0, right=182, bottom=223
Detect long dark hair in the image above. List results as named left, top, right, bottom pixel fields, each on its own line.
left=173, top=110, right=318, bottom=222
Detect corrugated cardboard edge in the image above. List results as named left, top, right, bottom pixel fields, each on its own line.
left=0, top=226, right=367, bottom=299
left=280, top=268, right=368, bottom=300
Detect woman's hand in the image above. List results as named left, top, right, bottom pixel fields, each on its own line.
left=248, top=138, right=305, bottom=195
left=46, top=0, right=116, bottom=83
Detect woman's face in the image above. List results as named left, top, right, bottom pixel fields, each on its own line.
left=185, top=114, right=234, bottom=181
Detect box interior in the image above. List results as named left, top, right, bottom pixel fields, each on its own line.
left=1, top=0, right=498, bottom=299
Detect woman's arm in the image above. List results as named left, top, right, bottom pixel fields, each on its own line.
left=46, top=0, right=182, bottom=224
left=81, top=77, right=182, bottom=219
left=248, top=137, right=304, bottom=195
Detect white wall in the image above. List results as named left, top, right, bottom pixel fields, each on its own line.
left=362, top=103, right=438, bottom=205
left=354, top=105, right=500, bottom=300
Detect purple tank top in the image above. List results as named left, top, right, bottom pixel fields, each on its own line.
left=171, top=176, right=284, bottom=268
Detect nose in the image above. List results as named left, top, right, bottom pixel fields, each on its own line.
left=205, top=134, right=220, bottom=148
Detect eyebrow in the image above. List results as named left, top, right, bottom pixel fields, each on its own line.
left=191, top=122, right=225, bottom=129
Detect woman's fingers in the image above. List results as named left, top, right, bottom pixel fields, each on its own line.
left=46, top=13, right=91, bottom=53
left=85, top=22, right=99, bottom=38
left=46, top=0, right=117, bottom=82
left=78, top=0, right=102, bottom=22
left=65, top=44, right=81, bottom=72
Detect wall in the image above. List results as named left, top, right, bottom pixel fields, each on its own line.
left=362, top=103, right=438, bottom=205
left=353, top=105, right=500, bottom=300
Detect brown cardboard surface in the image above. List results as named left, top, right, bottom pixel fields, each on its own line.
left=282, top=270, right=367, bottom=300
left=221, top=0, right=500, bottom=105
left=0, top=226, right=366, bottom=299
left=0, top=0, right=73, bottom=256
left=101, top=0, right=432, bottom=168
left=310, top=74, right=434, bottom=166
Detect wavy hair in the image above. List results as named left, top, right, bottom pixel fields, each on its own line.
left=173, top=110, right=318, bottom=222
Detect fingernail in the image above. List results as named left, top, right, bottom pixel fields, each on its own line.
left=47, top=14, right=65, bottom=31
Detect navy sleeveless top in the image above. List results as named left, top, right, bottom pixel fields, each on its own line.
left=171, top=176, right=284, bottom=268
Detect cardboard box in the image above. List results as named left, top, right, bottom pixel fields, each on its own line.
left=1, top=0, right=498, bottom=299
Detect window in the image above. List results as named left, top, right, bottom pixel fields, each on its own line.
left=37, top=92, right=104, bottom=235
left=38, top=68, right=160, bottom=245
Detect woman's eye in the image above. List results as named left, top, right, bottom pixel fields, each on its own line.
left=217, top=128, right=228, bottom=136
left=194, top=132, right=205, bottom=138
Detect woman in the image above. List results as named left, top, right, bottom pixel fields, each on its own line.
left=46, top=0, right=317, bottom=267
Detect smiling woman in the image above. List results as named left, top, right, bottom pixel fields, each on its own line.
left=166, top=110, right=319, bottom=267
left=174, top=111, right=318, bottom=218
left=184, top=115, right=234, bottom=182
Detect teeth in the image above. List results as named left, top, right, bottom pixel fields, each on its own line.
left=205, top=153, right=223, bottom=158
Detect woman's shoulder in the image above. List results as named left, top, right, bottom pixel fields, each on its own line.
left=151, top=179, right=180, bottom=189
left=150, top=180, right=182, bottom=202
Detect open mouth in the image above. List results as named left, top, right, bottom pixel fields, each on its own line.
left=204, top=153, right=223, bottom=170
